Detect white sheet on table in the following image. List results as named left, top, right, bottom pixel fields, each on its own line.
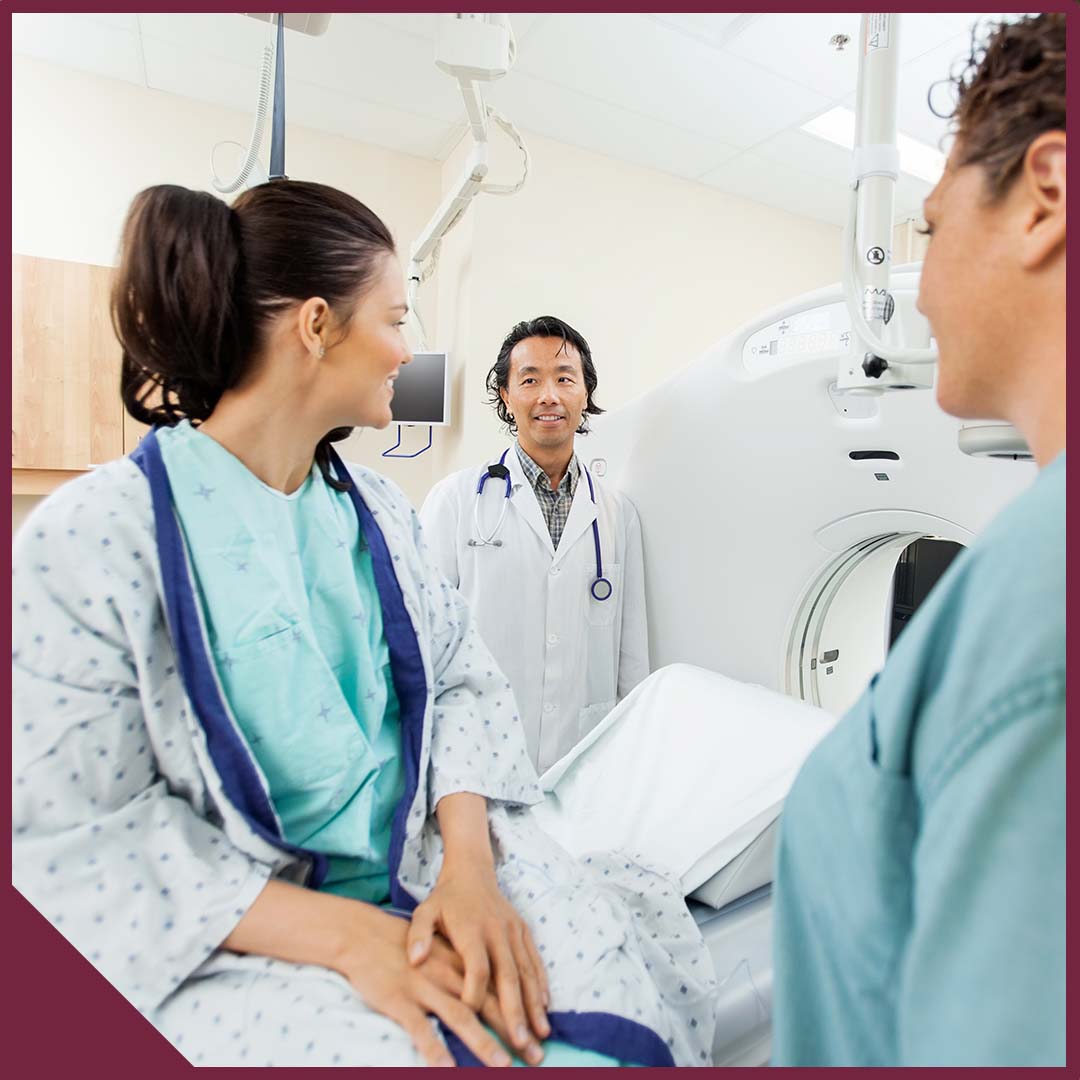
left=532, top=663, right=836, bottom=894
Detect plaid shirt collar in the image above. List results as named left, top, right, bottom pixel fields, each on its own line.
left=515, top=442, right=580, bottom=499
left=515, top=443, right=580, bottom=549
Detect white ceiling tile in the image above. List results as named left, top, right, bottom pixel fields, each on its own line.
left=508, top=14, right=544, bottom=45
left=138, top=12, right=270, bottom=68
left=141, top=33, right=266, bottom=114
left=490, top=71, right=740, bottom=181
left=698, top=150, right=850, bottom=227
left=893, top=33, right=971, bottom=149
left=351, top=13, right=442, bottom=40
left=352, top=12, right=544, bottom=47
left=516, top=13, right=831, bottom=148
left=84, top=13, right=139, bottom=33
left=748, top=128, right=850, bottom=185
left=724, top=13, right=861, bottom=100
left=12, top=12, right=144, bottom=86
left=724, top=13, right=972, bottom=103
left=645, top=13, right=756, bottom=49
left=139, top=13, right=463, bottom=126
left=140, top=30, right=453, bottom=161
left=281, top=15, right=461, bottom=123
left=286, top=80, right=459, bottom=159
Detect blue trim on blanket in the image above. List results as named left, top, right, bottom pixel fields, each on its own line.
left=132, top=430, right=328, bottom=886
left=329, top=448, right=426, bottom=914
left=441, top=1010, right=677, bottom=1068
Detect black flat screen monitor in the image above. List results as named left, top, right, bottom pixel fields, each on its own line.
left=390, top=351, right=450, bottom=426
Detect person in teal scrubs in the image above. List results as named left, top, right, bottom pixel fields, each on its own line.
left=771, top=14, right=1066, bottom=1066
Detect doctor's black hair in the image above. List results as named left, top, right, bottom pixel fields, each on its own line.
left=112, top=180, right=396, bottom=490
left=931, top=13, right=1065, bottom=201
left=485, top=315, right=604, bottom=435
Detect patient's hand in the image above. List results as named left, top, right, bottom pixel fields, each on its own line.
left=408, top=862, right=551, bottom=1065
left=333, top=904, right=515, bottom=1067
left=222, top=878, right=514, bottom=1067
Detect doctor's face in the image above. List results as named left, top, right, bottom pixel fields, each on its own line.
left=500, top=336, right=589, bottom=457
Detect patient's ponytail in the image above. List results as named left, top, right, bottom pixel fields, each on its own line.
left=112, top=179, right=396, bottom=487
left=114, top=186, right=249, bottom=429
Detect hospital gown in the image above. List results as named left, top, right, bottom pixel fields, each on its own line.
left=771, top=452, right=1065, bottom=1066
left=11, top=429, right=718, bottom=1067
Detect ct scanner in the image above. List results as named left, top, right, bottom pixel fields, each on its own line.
left=577, top=266, right=1036, bottom=1065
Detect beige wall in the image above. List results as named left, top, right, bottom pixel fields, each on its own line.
left=11, top=55, right=442, bottom=527
left=428, top=129, right=842, bottom=482
left=13, top=54, right=846, bottom=535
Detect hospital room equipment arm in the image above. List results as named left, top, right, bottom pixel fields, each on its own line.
left=898, top=683, right=1065, bottom=1064
left=221, top=877, right=515, bottom=1067
left=409, top=792, right=552, bottom=1057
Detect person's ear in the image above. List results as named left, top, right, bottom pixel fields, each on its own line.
left=297, top=297, right=331, bottom=359
left=1019, top=131, right=1066, bottom=271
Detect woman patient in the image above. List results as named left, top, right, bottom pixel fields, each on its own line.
left=11, top=180, right=714, bottom=1066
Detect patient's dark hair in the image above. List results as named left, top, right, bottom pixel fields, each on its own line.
left=486, top=315, right=604, bottom=434
left=933, top=13, right=1065, bottom=200
left=112, top=180, right=395, bottom=488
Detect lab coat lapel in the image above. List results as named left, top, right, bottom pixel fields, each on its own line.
left=552, top=467, right=599, bottom=567
left=506, top=449, right=555, bottom=556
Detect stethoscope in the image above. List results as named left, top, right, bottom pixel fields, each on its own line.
left=469, top=449, right=613, bottom=602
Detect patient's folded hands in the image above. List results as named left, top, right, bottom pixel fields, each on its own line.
left=408, top=859, right=551, bottom=1065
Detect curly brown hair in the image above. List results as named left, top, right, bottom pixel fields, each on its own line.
left=934, top=13, right=1066, bottom=200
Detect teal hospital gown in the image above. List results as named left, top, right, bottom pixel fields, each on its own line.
left=157, top=422, right=625, bottom=1067
left=159, top=421, right=404, bottom=903
left=771, top=453, right=1065, bottom=1066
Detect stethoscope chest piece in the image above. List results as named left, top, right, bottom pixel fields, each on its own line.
left=590, top=576, right=613, bottom=602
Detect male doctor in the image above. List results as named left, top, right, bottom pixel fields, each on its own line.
left=420, top=316, right=648, bottom=774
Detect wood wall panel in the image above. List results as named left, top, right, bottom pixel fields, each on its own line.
left=12, top=254, right=124, bottom=470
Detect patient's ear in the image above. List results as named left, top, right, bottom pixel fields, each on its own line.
left=1018, top=131, right=1066, bottom=271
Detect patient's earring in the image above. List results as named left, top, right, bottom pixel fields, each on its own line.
left=316, top=344, right=325, bottom=359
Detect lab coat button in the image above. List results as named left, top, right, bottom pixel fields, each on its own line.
left=547, top=633, right=559, bottom=646
left=543, top=703, right=555, bottom=714
left=550, top=566, right=560, bottom=575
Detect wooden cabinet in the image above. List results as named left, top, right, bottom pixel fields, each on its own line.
left=11, top=254, right=144, bottom=494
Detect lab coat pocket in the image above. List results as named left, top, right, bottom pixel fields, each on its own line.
left=585, top=562, right=621, bottom=626
left=577, top=699, right=615, bottom=744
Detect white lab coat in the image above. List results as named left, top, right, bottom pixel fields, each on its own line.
left=420, top=446, right=649, bottom=774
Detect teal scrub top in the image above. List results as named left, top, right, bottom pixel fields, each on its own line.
left=158, top=421, right=404, bottom=903
left=771, top=453, right=1065, bottom=1066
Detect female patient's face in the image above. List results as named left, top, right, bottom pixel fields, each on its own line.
left=320, top=253, right=413, bottom=430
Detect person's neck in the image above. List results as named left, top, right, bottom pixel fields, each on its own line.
left=1009, top=383, right=1066, bottom=467
left=198, top=383, right=324, bottom=494
left=519, top=437, right=574, bottom=492
left=1001, top=299, right=1065, bottom=468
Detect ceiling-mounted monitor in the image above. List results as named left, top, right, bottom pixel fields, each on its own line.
left=391, top=351, right=451, bottom=427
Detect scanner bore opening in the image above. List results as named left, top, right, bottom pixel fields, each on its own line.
left=787, top=535, right=963, bottom=716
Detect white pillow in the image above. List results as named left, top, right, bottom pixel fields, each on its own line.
left=531, top=663, right=836, bottom=899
